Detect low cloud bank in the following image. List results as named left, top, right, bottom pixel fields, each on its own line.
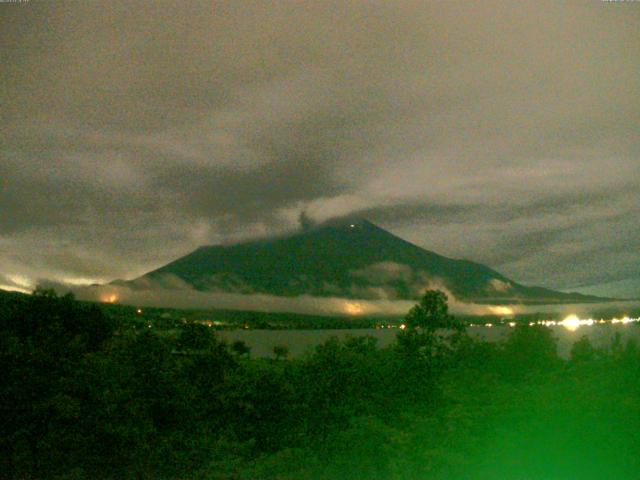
left=34, top=277, right=638, bottom=320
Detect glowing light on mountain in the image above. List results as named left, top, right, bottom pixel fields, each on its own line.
left=344, top=302, right=364, bottom=315
left=101, top=293, right=118, bottom=303
left=488, top=306, right=514, bottom=316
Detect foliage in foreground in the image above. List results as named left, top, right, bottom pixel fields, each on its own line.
left=1, top=290, right=640, bottom=479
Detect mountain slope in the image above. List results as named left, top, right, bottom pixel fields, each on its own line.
left=128, top=219, right=607, bottom=304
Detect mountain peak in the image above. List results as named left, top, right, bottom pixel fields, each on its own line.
left=309, top=216, right=377, bottom=231
left=129, top=218, right=607, bottom=305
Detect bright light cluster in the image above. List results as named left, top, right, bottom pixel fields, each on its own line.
left=557, top=314, right=639, bottom=331
left=479, top=314, right=640, bottom=331
left=559, top=314, right=589, bottom=332
left=612, top=316, right=635, bottom=325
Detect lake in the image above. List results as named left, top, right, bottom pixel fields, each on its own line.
left=218, top=322, right=640, bottom=359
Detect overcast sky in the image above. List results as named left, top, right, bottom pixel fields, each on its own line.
left=1, top=1, right=639, bottom=296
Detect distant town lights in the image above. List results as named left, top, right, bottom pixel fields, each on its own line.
left=468, top=315, right=639, bottom=330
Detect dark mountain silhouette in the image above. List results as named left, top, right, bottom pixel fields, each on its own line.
left=126, top=219, right=607, bottom=304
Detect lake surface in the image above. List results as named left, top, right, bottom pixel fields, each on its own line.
left=218, top=323, right=640, bottom=359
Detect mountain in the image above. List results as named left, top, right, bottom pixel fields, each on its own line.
left=568, top=277, right=639, bottom=300
left=125, top=219, right=608, bottom=304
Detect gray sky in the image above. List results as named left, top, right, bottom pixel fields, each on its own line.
left=1, top=1, right=639, bottom=296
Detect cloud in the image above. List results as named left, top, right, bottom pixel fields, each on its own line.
left=487, top=279, right=513, bottom=293
left=0, top=273, right=32, bottom=293
left=1, top=1, right=639, bottom=296
left=42, top=277, right=508, bottom=318
left=45, top=278, right=638, bottom=320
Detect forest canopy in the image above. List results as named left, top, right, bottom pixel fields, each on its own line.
left=1, top=290, right=640, bottom=479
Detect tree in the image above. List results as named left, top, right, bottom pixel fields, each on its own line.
left=231, top=340, right=251, bottom=358
left=395, top=290, right=462, bottom=402
left=0, top=288, right=122, bottom=478
left=177, top=321, right=215, bottom=351
left=273, top=344, right=289, bottom=361
left=397, top=290, right=464, bottom=361
left=404, top=290, right=462, bottom=333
